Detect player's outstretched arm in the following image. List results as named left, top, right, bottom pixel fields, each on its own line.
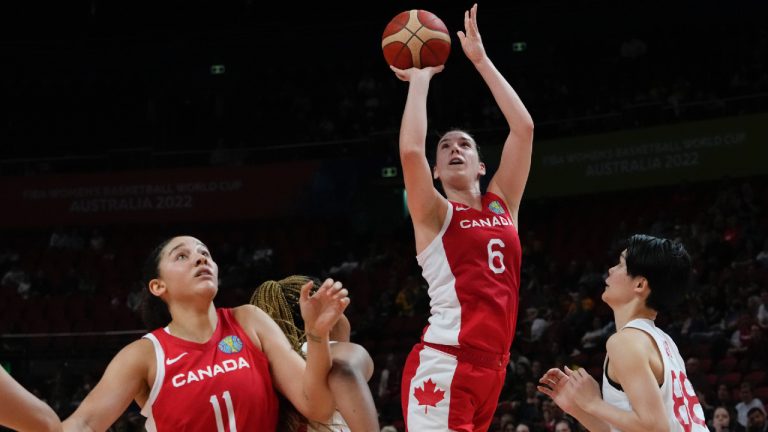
left=0, top=367, right=62, bottom=432
left=63, top=340, right=152, bottom=432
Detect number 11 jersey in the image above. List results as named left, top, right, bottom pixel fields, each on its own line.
left=141, top=308, right=279, bottom=431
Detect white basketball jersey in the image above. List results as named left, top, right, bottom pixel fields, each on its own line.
left=602, top=319, right=707, bottom=432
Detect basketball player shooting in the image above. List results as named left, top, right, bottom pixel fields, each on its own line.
left=389, top=3, right=535, bottom=431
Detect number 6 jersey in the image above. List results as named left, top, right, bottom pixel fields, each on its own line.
left=417, top=192, right=522, bottom=354
left=141, top=308, right=279, bottom=432
left=602, top=318, right=708, bottom=432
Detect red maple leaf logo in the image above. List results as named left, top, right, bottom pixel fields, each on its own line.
left=413, top=379, right=445, bottom=414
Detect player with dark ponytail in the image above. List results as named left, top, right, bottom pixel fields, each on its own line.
left=64, top=235, right=349, bottom=432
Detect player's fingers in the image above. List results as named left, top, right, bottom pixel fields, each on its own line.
left=300, top=281, right=313, bottom=302
left=337, top=297, right=350, bottom=311
left=318, top=278, right=335, bottom=295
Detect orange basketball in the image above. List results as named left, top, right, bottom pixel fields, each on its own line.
left=382, top=10, right=451, bottom=69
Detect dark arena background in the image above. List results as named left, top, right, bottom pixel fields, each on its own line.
left=1, top=0, right=767, bottom=431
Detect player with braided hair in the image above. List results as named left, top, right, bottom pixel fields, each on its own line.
left=252, top=275, right=379, bottom=432
left=63, top=236, right=349, bottom=431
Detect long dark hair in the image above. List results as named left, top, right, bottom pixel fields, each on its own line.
left=139, top=237, right=174, bottom=330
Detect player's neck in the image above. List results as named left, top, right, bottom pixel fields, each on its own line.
left=445, top=186, right=482, bottom=209
left=613, top=303, right=657, bottom=330
left=168, top=303, right=218, bottom=343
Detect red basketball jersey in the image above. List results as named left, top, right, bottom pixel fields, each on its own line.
left=417, top=192, right=521, bottom=354
left=141, top=308, right=279, bottom=432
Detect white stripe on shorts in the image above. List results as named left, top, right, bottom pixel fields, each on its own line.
left=406, top=346, right=458, bottom=431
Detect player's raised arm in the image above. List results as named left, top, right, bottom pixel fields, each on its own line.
left=459, top=4, right=534, bottom=225
left=391, top=65, right=449, bottom=252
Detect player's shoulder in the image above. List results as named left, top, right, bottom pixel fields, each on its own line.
left=607, top=327, right=656, bottom=357
left=231, top=304, right=267, bottom=321
left=124, top=337, right=155, bottom=354
left=111, top=337, right=155, bottom=370
left=231, top=304, right=272, bottom=332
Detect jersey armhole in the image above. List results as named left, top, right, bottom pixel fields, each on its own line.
left=416, top=203, right=453, bottom=265
left=141, top=333, right=165, bottom=418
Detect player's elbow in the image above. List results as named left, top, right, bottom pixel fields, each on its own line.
left=41, top=418, right=64, bottom=432
left=302, top=400, right=336, bottom=424
left=330, top=343, right=374, bottom=381
left=522, top=116, right=534, bottom=132
left=513, top=118, right=534, bottom=138
left=399, top=147, right=426, bottom=161
left=636, top=417, right=670, bottom=432
left=32, top=411, right=63, bottom=432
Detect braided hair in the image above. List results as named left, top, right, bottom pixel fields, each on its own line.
left=250, top=275, right=319, bottom=356
left=251, top=275, right=331, bottom=432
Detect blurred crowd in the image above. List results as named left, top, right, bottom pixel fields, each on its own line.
left=1, top=174, right=766, bottom=431
left=1, top=2, right=767, bottom=431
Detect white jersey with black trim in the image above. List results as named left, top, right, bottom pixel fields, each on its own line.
left=601, top=318, right=707, bottom=432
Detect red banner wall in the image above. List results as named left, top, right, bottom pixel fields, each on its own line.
left=0, top=162, right=320, bottom=227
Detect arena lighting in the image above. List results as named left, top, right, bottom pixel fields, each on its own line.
left=512, top=41, right=527, bottom=52
left=210, top=64, right=226, bottom=75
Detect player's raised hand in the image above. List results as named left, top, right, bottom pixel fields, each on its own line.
left=299, top=278, right=349, bottom=338
left=457, top=4, right=486, bottom=65
left=390, top=65, right=444, bottom=83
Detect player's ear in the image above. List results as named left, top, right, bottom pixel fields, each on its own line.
left=149, top=279, right=166, bottom=297
left=634, top=277, right=648, bottom=294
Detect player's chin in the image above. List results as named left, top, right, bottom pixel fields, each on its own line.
left=196, top=281, right=219, bottom=298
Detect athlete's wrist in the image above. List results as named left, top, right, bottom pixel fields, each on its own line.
left=305, top=329, right=329, bottom=343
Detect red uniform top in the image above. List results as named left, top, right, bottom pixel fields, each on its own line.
left=141, top=308, right=279, bottom=432
left=417, top=191, right=522, bottom=354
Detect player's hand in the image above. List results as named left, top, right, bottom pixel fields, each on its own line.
left=299, top=278, right=350, bottom=339
left=537, top=367, right=579, bottom=415
left=457, top=4, right=486, bottom=65
left=567, top=366, right=602, bottom=412
left=390, top=65, right=444, bottom=82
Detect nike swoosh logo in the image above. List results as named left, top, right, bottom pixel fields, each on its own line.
left=166, top=352, right=188, bottom=365
left=455, top=206, right=470, bottom=211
